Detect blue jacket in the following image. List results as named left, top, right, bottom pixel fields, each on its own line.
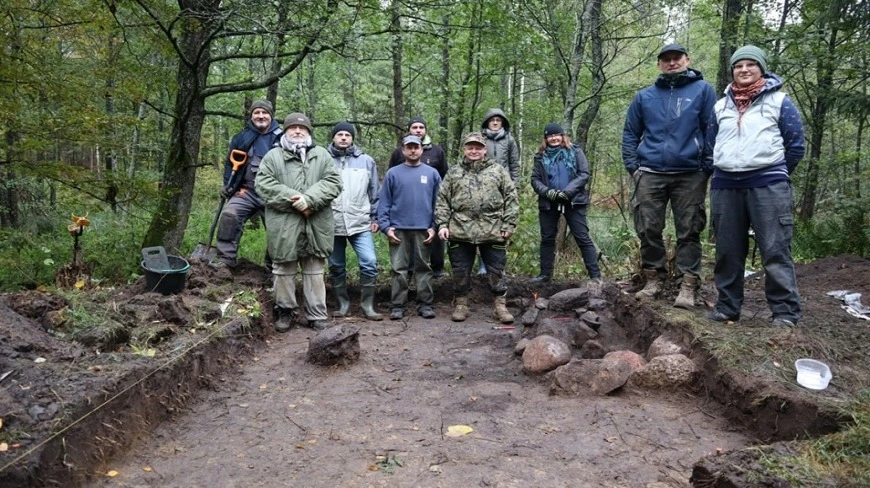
left=622, top=69, right=717, bottom=174
left=222, top=119, right=283, bottom=187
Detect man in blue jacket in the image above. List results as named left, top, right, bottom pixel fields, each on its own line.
left=622, top=43, right=717, bottom=308
left=212, top=100, right=283, bottom=269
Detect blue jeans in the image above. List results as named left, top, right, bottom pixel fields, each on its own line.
left=711, top=181, right=801, bottom=322
left=328, top=231, right=378, bottom=281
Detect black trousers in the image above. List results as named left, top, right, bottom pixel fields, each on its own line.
left=447, top=241, right=507, bottom=297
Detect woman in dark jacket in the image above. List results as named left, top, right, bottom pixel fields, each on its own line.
left=530, top=123, right=601, bottom=283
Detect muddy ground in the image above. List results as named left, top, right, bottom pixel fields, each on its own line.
left=1, top=256, right=868, bottom=487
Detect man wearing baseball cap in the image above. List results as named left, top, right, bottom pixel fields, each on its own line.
left=622, top=42, right=717, bottom=308
left=211, top=99, right=282, bottom=269
left=377, top=135, right=442, bottom=320
left=436, top=133, right=518, bottom=324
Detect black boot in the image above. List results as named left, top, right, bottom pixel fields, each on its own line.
left=531, top=274, right=551, bottom=283
left=274, top=307, right=297, bottom=333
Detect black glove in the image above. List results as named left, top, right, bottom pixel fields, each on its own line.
left=220, top=186, right=235, bottom=199
left=546, top=189, right=558, bottom=201
left=556, top=191, right=570, bottom=201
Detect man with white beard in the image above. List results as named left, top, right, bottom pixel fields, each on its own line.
left=255, top=113, right=343, bottom=332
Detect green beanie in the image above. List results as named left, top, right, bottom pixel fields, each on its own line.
left=730, top=45, right=768, bottom=74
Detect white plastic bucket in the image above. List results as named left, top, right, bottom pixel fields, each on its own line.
left=794, top=359, right=832, bottom=390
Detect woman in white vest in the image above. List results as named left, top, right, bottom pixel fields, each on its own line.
left=706, top=45, right=805, bottom=328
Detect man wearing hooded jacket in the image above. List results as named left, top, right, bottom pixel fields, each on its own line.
left=212, top=100, right=283, bottom=269
left=481, top=108, right=520, bottom=184
left=622, top=43, right=717, bottom=309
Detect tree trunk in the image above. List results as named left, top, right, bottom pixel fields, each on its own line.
left=562, top=0, right=598, bottom=138
left=142, top=1, right=217, bottom=252
left=574, top=0, right=603, bottom=152
left=391, top=0, right=404, bottom=144
left=717, top=0, right=743, bottom=94
left=438, top=14, right=451, bottom=154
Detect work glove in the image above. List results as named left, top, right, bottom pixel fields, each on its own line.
left=291, top=195, right=310, bottom=212
left=556, top=191, right=569, bottom=201
left=220, top=186, right=234, bottom=199
left=546, top=189, right=558, bottom=201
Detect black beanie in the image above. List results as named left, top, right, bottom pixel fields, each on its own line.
left=544, top=123, right=564, bottom=137
left=408, top=116, right=427, bottom=129
left=331, top=121, right=355, bottom=139
left=250, top=100, right=273, bottom=116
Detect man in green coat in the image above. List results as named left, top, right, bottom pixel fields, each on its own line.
left=255, top=113, right=343, bottom=332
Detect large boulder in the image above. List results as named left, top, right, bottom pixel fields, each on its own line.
left=550, top=356, right=632, bottom=396
left=522, top=335, right=571, bottom=374
left=603, top=350, right=647, bottom=373
left=630, top=354, right=696, bottom=389
left=536, top=317, right=598, bottom=347
left=547, top=288, right=589, bottom=312
left=307, top=324, right=361, bottom=366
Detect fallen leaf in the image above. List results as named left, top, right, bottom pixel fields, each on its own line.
left=37, top=285, right=48, bottom=292
left=295, top=444, right=304, bottom=449
left=0, top=417, right=3, bottom=429
left=307, top=438, right=317, bottom=444
left=773, top=361, right=782, bottom=368
left=445, top=425, right=473, bottom=437
left=368, top=464, right=378, bottom=471
left=429, top=464, right=442, bottom=473
left=0, top=443, right=8, bottom=452
left=422, top=361, right=432, bottom=367
left=259, top=384, right=268, bottom=389
left=74, top=280, right=85, bottom=289
left=106, top=470, right=118, bottom=477
left=142, top=466, right=153, bottom=472
left=34, top=358, right=46, bottom=364
left=469, top=396, right=477, bottom=402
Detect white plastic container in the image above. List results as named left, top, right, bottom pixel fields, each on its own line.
left=794, top=359, right=832, bottom=390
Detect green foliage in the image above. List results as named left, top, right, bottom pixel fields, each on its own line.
left=793, top=199, right=870, bottom=260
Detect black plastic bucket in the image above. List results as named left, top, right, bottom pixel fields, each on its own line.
left=141, top=255, right=190, bottom=295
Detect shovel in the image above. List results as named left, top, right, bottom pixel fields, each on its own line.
left=191, top=149, right=248, bottom=261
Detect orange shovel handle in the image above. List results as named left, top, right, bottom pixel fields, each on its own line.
left=229, top=149, right=248, bottom=171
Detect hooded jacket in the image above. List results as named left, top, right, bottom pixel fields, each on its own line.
left=255, top=144, right=342, bottom=262
left=622, top=68, right=717, bottom=174
left=223, top=119, right=283, bottom=188
left=531, top=144, right=591, bottom=210
left=327, top=143, right=379, bottom=237
left=435, top=157, right=518, bottom=244
left=708, top=73, right=805, bottom=176
left=481, top=108, right=520, bottom=183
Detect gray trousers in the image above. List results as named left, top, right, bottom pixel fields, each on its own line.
left=631, top=171, right=708, bottom=278
left=711, top=181, right=801, bottom=322
left=388, top=230, right=434, bottom=310
left=273, top=257, right=328, bottom=321
left=216, top=190, right=264, bottom=264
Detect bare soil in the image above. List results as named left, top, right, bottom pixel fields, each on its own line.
left=0, top=256, right=868, bottom=487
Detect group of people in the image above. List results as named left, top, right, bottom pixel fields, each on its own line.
left=623, top=43, right=804, bottom=327
left=211, top=41, right=804, bottom=332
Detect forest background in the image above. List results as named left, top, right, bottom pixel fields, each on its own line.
left=1, top=0, right=868, bottom=290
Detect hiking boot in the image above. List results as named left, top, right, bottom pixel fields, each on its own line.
left=390, top=308, right=405, bottom=321
left=418, top=306, right=436, bottom=319
left=274, top=307, right=297, bottom=333
left=331, top=277, right=350, bottom=317
left=772, top=317, right=796, bottom=328
left=432, top=270, right=446, bottom=279
left=209, top=258, right=236, bottom=270
left=531, top=274, right=551, bottom=283
left=360, top=275, right=383, bottom=321
left=493, top=296, right=514, bottom=324
left=451, top=296, right=469, bottom=322
left=673, top=275, right=699, bottom=309
left=635, top=269, right=663, bottom=299
left=707, top=310, right=739, bottom=323
left=307, top=319, right=329, bottom=331
left=588, top=277, right=604, bottom=298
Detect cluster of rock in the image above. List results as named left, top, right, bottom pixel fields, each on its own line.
left=515, top=285, right=697, bottom=396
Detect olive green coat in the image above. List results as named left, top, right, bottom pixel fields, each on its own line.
left=435, top=157, right=518, bottom=244
left=255, top=145, right=342, bottom=262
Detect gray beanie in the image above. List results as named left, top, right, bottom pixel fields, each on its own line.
left=250, top=100, right=273, bottom=116
left=730, top=45, right=768, bottom=74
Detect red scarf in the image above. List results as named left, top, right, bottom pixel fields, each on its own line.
left=731, top=78, right=765, bottom=114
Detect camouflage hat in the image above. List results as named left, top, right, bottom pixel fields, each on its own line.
left=462, top=132, right=487, bottom=146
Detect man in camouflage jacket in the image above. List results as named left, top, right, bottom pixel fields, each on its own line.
left=435, top=132, right=518, bottom=324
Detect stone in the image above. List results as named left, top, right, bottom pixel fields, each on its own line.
left=547, top=288, right=589, bottom=312
left=587, top=298, right=609, bottom=311
left=514, top=337, right=530, bottom=356
left=630, top=354, right=697, bottom=389
left=579, top=340, right=605, bottom=359
left=579, top=311, right=601, bottom=330
left=536, top=317, right=598, bottom=348
left=647, top=335, right=686, bottom=360
left=550, top=356, right=632, bottom=396
left=521, top=307, right=539, bottom=326
left=307, top=324, right=361, bottom=366
left=604, top=350, right=647, bottom=373
left=522, top=335, right=571, bottom=374
left=535, top=297, right=549, bottom=310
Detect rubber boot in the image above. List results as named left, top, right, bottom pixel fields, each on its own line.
left=359, top=275, right=383, bottom=321
left=331, top=277, right=350, bottom=317
left=451, top=296, right=469, bottom=322
left=493, top=296, right=514, bottom=324
left=635, top=269, right=663, bottom=300
left=673, top=275, right=699, bottom=309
